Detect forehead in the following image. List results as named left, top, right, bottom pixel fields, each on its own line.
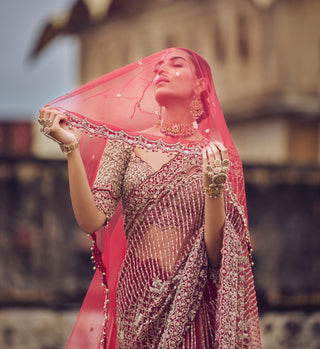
left=155, top=49, right=193, bottom=68
left=164, top=49, right=191, bottom=61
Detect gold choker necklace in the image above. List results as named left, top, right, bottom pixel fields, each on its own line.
left=160, top=122, right=195, bottom=138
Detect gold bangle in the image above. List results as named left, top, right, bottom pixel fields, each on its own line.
left=203, top=183, right=224, bottom=199
left=59, top=140, right=80, bottom=154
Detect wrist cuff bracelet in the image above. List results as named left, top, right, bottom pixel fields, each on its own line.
left=59, top=140, right=80, bottom=154
left=203, top=183, right=224, bottom=199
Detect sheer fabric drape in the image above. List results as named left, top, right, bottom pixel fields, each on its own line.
left=45, top=48, right=261, bottom=348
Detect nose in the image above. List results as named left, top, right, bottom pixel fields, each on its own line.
left=157, top=62, right=168, bottom=75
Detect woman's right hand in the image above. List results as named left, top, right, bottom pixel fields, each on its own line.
left=39, top=106, right=78, bottom=145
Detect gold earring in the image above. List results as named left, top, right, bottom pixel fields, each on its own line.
left=190, top=95, right=204, bottom=120
left=155, top=107, right=163, bottom=126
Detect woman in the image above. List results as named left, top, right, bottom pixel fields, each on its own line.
left=38, top=48, right=261, bottom=348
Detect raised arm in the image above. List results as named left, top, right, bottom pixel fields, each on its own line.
left=202, top=142, right=229, bottom=267
left=67, top=149, right=106, bottom=234
left=39, top=107, right=106, bottom=234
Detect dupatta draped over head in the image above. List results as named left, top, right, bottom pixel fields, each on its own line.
left=47, top=48, right=261, bottom=348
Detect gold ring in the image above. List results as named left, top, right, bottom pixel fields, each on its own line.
left=43, top=119, right=53, bottom=127
left=213, top=159, right=221, bottom=167
left=38, top=118, right=53, bottom=128
left=207, top=165, right=213, bottom=172
left=222, top=159, right=230, bottom=167
left=41, top=126, right=51, bottom=135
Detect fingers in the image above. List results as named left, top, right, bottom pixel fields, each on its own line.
left=203, top=142, right=230, bottom=198
left=39, top=107, right=62, bottom=121
left=203, top=142, right=228, bottom=165
left=39, top=106, right=55, bottom=117
left=203, top=142, right=230, bottom=177
left=215, top=142, right=228, bottom=160
left=202, top=147, right=209, bottom=172
left=38, top=107, right=67, bottom=133
left=38, top=107, right=78, bottom=146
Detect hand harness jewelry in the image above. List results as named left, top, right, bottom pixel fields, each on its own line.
left=203, top=158, right=230, bottom=198
left=38, top=118, right=80, bottom=154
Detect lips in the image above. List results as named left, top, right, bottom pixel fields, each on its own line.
left=155, top=77, right=169, bottom=86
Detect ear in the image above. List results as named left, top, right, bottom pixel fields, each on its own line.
left=194, top=77, right=208, bottom=95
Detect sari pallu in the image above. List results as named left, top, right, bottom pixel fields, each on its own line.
left=44, top=48, right=261, bottom=348
left=65, top=139, right=261, bottom=349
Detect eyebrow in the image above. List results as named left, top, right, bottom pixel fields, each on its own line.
left=154, top=56, right=187, bottom=69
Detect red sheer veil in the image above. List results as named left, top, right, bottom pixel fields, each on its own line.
left=47, top=48, right=255, bottom=348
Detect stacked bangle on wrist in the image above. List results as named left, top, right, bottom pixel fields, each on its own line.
left=59, top=140, right=80, bottom=154
left=37, top=117, right=80, bottom=154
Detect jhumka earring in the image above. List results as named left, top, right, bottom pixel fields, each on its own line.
left=190, top=94, right=204, bottom=120
left=155, top=107, right=163, bottom=126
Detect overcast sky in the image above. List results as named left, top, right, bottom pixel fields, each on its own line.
left=0, top=0, right=78, bottom=120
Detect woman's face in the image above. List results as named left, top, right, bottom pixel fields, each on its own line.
left=153, top=49, right=197, bottom=106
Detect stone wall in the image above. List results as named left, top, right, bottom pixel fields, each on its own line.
left=1, top=159, right=319, bottom=307
left=245, top=165, right=320, bottom=308
left=0, top=309, right=76, bottom=349
left=1, top=310, right=320, bottom=349
left=0, top=158, right=93, bottom=307
left=1, top=158, right=320, bottom=347
left=261, top=311, right=320, bottom=349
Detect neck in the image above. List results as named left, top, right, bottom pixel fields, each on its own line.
left=158, top=103, right=198, bottom=139
left=161, top=102, right=194, bottom=125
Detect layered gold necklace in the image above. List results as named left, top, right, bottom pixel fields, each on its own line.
left=160, top=121, right=195, bottom=138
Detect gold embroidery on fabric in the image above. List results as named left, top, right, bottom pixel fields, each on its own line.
left=90, top=139, right=260, bottom=349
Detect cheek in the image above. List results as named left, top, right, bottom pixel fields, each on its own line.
left=175, top=74, right=195, bottom=95
left=174, top=69, right=194, bottom=84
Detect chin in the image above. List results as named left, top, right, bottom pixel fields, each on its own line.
left=155, top=90, right=183, bottom=107
left=155, top=90, right=169, bottom=106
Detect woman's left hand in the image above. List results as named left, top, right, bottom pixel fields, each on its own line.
left=202, top=142, right=229, bottom=267
left=202, top=142, right=229, bottom=188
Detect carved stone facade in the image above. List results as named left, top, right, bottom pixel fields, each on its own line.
left=33, top=0, right=320, bottom=165
left=76, top=0, right=320, bottom=166
left=3, top=0, right=319, bottom=348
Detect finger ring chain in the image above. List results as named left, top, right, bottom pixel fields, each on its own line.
left=204, top=159, right=230, bottom=198
left=38, top=118, right=53, bottom=135
left=37, top=117, right=79, bottom=154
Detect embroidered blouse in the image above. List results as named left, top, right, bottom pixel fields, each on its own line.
left=91, top=139, right=260, bottom=349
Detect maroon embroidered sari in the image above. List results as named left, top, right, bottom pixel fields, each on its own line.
left=45, top=48, right=261, bottom=348
left=83, top=139, right=259, bottom=348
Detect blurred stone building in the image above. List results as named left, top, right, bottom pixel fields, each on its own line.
left=1, top=0, right=320, bottom=348
left=32, top=0, right=320, bottom=165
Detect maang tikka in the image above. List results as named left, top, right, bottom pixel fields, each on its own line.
left=190, top=94, right=204, bottom=120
